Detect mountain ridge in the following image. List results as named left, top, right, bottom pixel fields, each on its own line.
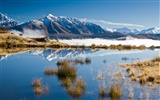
left=0, top=13, right=160, bottom=40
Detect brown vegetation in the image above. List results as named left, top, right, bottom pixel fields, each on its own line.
left=31, top=78, right=49, bottom=96
left=119, top=56, right=160, bottom=85
left=108, top=84, right=122, bottom=99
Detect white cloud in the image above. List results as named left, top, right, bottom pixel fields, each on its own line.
left=10, top=28, right=46, bottom=38
left=80, top=18, right=144, bottom=28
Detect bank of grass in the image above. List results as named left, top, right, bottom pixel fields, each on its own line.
left=1, top=31, right=160, bottom=51
left=0, top=31, right=69, bottom=48
left=119, top=56, right=160, bottom=85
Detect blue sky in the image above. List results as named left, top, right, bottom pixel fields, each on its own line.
left=0, top=0, right=159, bottom=29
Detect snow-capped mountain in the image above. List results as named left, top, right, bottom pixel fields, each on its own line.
left=10, top=14, right=108, bottom=35
left=29, top=49, right=98, bottom=61
left=0, top=13, right=19, bottom=27
left=140, top=27, right=160, bottom=34
left=106, top=27, right=160, bottom=34
left=105, top=27, right=141, bottom=34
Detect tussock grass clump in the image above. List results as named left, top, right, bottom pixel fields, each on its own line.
left=99, top=84, right=106, bottom=97
left=61, top=77, right=72, bottom=88
left=67, top=78, right=86, bottom=98
left=31, top=78, right=50, bottom=96
left=32, top=78, right=42, bottom=87
left=85, top=57, right=91, bottom=64
left=76, top=79, right=85, bottom=89
left=44, top=85, right=49, bottom=93
left=114, top=72, right=122, bottom=77
left=44, top=67, right=55, bottom=76
left=74, top=59, right=84, bottom=65
left=57, top=60, right=77, bottom=78
left=108, top=84, right=122, bottom=99
left=68, top=86, right=83, bottom=98
left=34, top=87, right=43, bottom=95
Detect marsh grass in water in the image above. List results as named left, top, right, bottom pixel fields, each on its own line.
left=108, top=84, right=122, bottom=99
left=67, top=78, right=86, bottom=98
left=61, top=77, right=72, bottom=88
left=32, top=78, right=42, bottom=88
left=31, top=78, right=49, bottom=96
left=44, top=67, right=56, bottom=76
left=99, top=83, right=106, bottom=97
left=119, top=56, right=160, bottom=85
left=57, top=60, right=77, bottom=78
left=85, top=57, right=91, bottom=64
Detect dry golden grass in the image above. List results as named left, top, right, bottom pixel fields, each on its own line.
left=67, top=79, right=85, bottom=98
left=0, top=32, right=69, bottom=49
left=114, top=72, right=122, bottom=77
left=119, top=56, right=160, bottom=85
left=99, top=84, right=106, bottom=97
left=67, top=86, right=83, bottom=98
left=32, top=78, right=42, bottom=88
left=44, top=67, right=55, bottom=76
left=75, top=79, right=85, bottom=89
left=34, top=87, right=43, bottom=95
left=108, top=84, right=122, bottom=99
left=61, top=77, right=72, bottom=88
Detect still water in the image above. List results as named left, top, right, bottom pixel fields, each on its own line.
left=0, top=49, right=160, bottom=100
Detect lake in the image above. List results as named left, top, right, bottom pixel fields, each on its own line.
left=0, top=48, right=160, bottom=100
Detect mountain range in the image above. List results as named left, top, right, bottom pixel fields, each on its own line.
left=0, top=13, right=160, bottom=39
left=105, top=27, right=160, bottom=34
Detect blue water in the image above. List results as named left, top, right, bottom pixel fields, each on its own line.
left=0, top=49, right=160, bottom=100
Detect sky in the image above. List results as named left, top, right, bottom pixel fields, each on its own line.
left=0, top=0, right=159, bottom=29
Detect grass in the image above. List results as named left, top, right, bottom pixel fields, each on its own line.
left=85, top=57, right=91, bottom=64
left=114, top=72, right=122, bottom=77
left=31, top=78, right=50, bottom=96
left=108, top=84, right=122, bottom=99
left=44, top=67, right=56, bottom=76
left=67, top=78, right=86, bottom=98
left=61, top=77, right=72, bottom=88
left=34, top=87, right=43, bottom=95
left=76, top=79, right=86, bottom=89
left=119, top=56, right=160, bottom=85
left=67, top=86, right=83, bottom=98
left=57, top=60, right=77, bottom=78
left=74, top=59, right=84, bottom=65
left=44, top=85, right=49, bottom=93
left=99, top=84, right=106, bottom=97
left=32, top=78, right=42, bottom=88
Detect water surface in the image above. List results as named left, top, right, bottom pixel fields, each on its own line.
left=0, top=48, right=160, bottom=100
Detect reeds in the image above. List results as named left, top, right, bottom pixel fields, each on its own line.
left=44, top=67, right=56, bottom=76
left=108, top=84, right=122, bottom=99
left=99, top=83, right=106, bottom=97
left=31, top=78, right=49, bottom=96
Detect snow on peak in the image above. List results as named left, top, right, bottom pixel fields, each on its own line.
left=45, top=14, right=58, bottom=21
left=141, top=27, right=160, bottom=34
